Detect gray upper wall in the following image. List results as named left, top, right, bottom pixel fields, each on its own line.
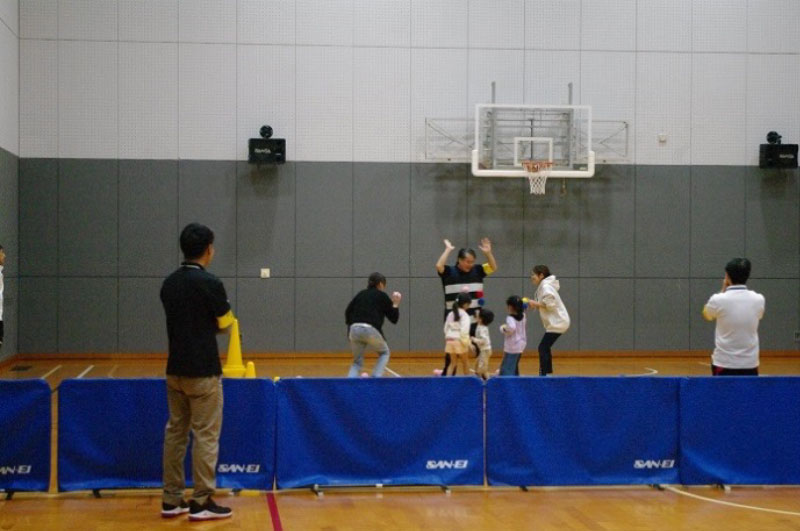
left=16, top=159, right=800, bottom=355
left=0, top=0, right=19, bottom=156
left=16, top=1, right=800, bottom=164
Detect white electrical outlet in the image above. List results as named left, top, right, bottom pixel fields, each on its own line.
left=260, top=268, right=271, bottom=279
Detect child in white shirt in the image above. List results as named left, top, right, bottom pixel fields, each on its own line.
left=473, top=308, right=494, bottom=380
left=499, top=296, right=527, bottom=376
left=444, top=293, right=472, bottom=376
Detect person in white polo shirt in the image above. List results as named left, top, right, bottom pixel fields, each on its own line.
left=702, top=258, right=765, bottom=376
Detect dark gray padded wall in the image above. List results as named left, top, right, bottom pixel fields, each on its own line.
left=744, top=169, right=799, bottom=279
left=752, top=279, right=799, bottom=350
left=580, top=166, right=635, bottom=277
left=0, top=148, right=18, bottom=274
left=635, top=166, right=691, bottom=278
left=118, top=277, right=167, bottom=353
left=58, top=277, right=117, bottom=352
left=690, top=166, right=746, bottom=277
left=353, top=163, right=410, bottom=278
left=0, top=149, right=18, bottom=360
left=634, top=278, right=691, bottom=350
left=579, top=278, right=635, bottom=350
left=409, top=277, right=445, bottom=351
left=119, top=160, right=178, bottom=277
left=58, top=160, right=118, bottom=276
left=467, top=175, right=525, bottom=277
left=409, top=164, right=467, bottom=277
left=236, top=277, right=294, bottom=351
left=295, top=163, right=353, bottom=277
left=19, top=159, right=58, bottom=276
left=14, top=159, right=800, bottom=354
left=18, top=277, right=58, bottom=353
left=178, top=161, right=237, bottom=277
left=1, top=279, right=16, bottom=359
left=294, top=277, right=352, bottom=351
left=689, top=278, right=721, bottom=350
left=0, top=148, right=17, bottom=360
left=523, top=179, right=582, bottom=278
left=236, top=162, right=296, bottom=278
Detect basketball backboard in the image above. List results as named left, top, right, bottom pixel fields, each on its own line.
left=471, top=104, right=595, bottom=178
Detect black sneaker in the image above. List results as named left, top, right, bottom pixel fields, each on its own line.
left=161, top=499, right=189, bottom=518
left=188, top=498, right=233, bottom=521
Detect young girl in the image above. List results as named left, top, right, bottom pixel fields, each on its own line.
left=528, top=265, right=570, bottom=376
left=473, top=308, right=494, bottom=380
left=444, top=293, right=472, bottom=376
left=499, top=296, right=527, bottom=376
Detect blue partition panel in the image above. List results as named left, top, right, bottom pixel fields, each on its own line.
left=58, top=378, right=275, bottom=491
left=216, top=378, right=276, bottom=490
left=680, top=377, right=800, bottom=485
left=0, top=380, right=51, bottom=492
left=486, top=377, right=680, bottom=486
left=276, top=377, right=484, bottom=488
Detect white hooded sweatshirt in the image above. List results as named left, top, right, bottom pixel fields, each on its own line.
left=535, top=275, right=570, bottom=333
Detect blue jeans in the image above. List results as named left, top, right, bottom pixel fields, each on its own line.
left=499, top=352, right=522, bottom=376
left=348, top=324, right=391, bottom=377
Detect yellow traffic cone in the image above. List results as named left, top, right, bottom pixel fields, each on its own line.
left=222, top=319, right=246, bottom=378
left=244, top=361, right=256, bottom=378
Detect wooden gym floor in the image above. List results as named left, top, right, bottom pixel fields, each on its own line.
left=1, top=352, right=799, bottom=530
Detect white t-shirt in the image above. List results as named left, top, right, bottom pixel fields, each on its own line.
left=444, top=309, right=470, bottom=343
left=703, top=285, right=765, bottom=369
left=473, top=324, right=492, bottom=356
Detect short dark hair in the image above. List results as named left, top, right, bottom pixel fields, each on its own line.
left=506, top=295, right=525, bottom=321
left=532, top=265, right=551, bottom=278
left=457, top=248, right=476, bottom=261
left=478, top=308, right=494, bottom=326
left=180, top=223, right=214, bottom=260
left=725, top=258, right=751, bottom=285
left=367, top=272, right=386, bottom=288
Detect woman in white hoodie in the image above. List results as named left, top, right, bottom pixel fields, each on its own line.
left=529, top=265, right=570, bottom=376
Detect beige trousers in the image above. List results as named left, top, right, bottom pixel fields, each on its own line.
left=475, top=349, right=492, bottom=379
left=162, top=375, right=223, bottom=505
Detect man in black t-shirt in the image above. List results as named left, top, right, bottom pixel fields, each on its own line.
left=345, top=272, right=402, bottom=377
left=160, top=223, right=234, bottom=521
left=436, top=238, right=497, bottom=375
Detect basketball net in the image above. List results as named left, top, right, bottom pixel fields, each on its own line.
left=522, top=160, right=553, bottom=195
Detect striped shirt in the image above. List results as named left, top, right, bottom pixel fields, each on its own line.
left=439, top=263, right=493, bottom=323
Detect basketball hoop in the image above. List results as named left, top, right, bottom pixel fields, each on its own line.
left=522, top=160, right=553, bottom=195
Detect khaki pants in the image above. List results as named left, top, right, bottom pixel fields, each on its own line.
left=475, top=349, right=492, bottom=379
left=162, top=375, right=223, bottom=505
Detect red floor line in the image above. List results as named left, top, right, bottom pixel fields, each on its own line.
left=266, top=492, right=283, bottom=531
